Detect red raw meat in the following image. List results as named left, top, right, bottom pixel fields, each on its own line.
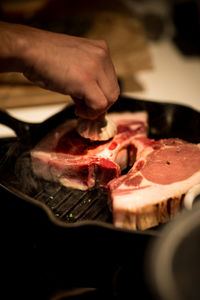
left=31, top=111, right=148, bottom=190
left=108, top=138, right=200, bottom=230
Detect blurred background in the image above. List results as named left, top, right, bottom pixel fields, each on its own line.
left=0, top=0, right=200, bottom=131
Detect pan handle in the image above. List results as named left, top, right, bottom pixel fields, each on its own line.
left=0, top=109, right=38, bottom=139
left=0, top=104, right=75, bottom=144
left=183, top=184, right=200, bottom=210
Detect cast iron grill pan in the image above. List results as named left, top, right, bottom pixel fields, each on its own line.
left=33, top=182, right=111, bottom=223
left=0, top=96, right=200, bottom=230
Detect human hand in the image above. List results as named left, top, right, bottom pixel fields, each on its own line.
left=21, top=27, right=120, bottom=119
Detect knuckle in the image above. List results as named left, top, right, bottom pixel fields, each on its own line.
left=98, top=39, right=109, bottom=50
left=96, top=48, right=107, bottom=60
left=95, top=41, right=109, bottom=58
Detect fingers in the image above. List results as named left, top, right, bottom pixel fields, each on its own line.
left=96, top=67, right=120, bottom=110
left=73, top=83, right=109, bottom=120
left=73, top=41, right=120, bottom=119
left=73, top=77, right=120, bottom=120
left=90, top=40, right=120, bottom=109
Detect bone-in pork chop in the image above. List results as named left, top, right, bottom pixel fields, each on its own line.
left=108, top=138, right=200, bottom=230
left=31, top=111, right=148, bottom=190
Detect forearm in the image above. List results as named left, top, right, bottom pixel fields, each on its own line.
left=0, top=21, right=120, bottom=119
left=0, top=21, right=51, bottom=73
left=0, top=21, right=74, bottom=73
left=0, top=21, right=29, bottom=72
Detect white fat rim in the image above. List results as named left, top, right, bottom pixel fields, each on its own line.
left=183, top=183, right=200, bottom=210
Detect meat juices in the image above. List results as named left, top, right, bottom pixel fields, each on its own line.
left=108, top=138, right=200, bottom=230
left=31, top=112, right=148, bottom=190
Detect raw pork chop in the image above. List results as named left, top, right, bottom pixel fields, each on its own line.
left=108, top=138, right=200, bottom=230
left=31, top=111, right=148, bottom=190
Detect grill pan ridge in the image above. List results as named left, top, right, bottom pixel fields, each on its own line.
left=0, top=96, right=200, bottom=232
